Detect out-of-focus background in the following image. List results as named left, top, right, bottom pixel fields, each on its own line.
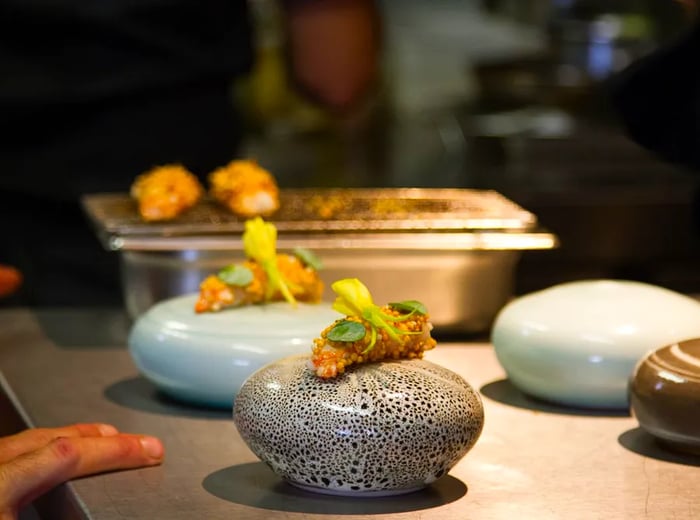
left=238, top=0, right=700, bottom=296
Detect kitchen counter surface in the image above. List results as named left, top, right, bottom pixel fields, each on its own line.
left=1, top=307, right=699, bottom=519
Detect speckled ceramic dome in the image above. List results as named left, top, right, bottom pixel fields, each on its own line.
left=233, top=355, right=484, bottom=496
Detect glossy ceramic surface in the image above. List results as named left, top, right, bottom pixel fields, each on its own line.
left=491, top=280, right=700, bottom=409
left=233, top=355, right=484, bottom=496
left=630, top=338, right=700, bottom=454
left=128, top=294, right=340, bottom=408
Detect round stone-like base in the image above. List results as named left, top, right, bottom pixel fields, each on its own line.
left=234, top=355, right=484, bottom=495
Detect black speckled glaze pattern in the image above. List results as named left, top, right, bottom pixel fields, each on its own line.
left=233, top=355, right=484, bottom=495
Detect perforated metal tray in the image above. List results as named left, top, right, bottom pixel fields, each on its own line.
left=82, top=188, right=554, bottom=251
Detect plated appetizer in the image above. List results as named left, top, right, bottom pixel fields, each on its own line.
left=233, top=281, right=483, bottom=497
left=195, top=217, right=323, bottom=312
left=209, top=159, right=280, bottom=218
left=130, top=164, right=203, bottom=222
left=310, top=278, right=437, bottom=378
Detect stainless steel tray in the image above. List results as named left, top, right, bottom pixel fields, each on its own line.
left=83, top=188, right=558, bottom=331
left=82, top=188, right=556, bottom=251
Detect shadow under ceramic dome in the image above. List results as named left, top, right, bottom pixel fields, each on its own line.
left=202, top=462, right=467, bottom=515
left=618, top=428, right=700, bottom=467
left=34, top=308, right=131, bottom=349
left=103, top=375, right=231, bottom=420
left=480, top=378, right=630, bottom=417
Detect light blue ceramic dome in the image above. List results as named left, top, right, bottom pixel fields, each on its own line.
left=128, top=294, right=340, bottom=408
left=492, top=280, right=700, bottom=409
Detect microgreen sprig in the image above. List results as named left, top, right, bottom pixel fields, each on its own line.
left=330, top=278, right=426, bottom=353
left=293, top=247, right=323, bottom=271
left=217, top=264, right=254, bottom=286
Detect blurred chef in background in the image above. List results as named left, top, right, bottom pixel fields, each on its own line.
left=0, top=0, right=381, bottom=307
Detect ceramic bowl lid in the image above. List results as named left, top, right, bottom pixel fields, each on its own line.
left=136, top=294, right=341, bottom=341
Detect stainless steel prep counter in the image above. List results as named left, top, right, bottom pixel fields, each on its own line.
left=1, top=308, right=699, bottom=519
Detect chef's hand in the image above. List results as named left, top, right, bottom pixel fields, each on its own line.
left=0, top=423, right=164, bottom=519
left=0, top=264, right=21, bottom=298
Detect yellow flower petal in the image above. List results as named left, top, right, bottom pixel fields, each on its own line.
left=243, top=217, right=276, bottom=263
left=331, top=278, right=374, bottom=317
left=332, top=297, right=358, bottom=316
left=241, top=217, right=296, bottom=305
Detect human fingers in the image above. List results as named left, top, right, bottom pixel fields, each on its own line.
left=0, top=264, right=22, bottom=298
left=0, top=433, right=164, bottom=511
left=0, top=423, right=118, bottom=464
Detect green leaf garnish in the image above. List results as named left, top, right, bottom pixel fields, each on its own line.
left=389, top=300, right=427, bottom=315
left=218, top=265, right=254, bottom=286
left=327, top=320, right=366, bottom=342
left=293, top=247, right=323, bottom=271
left=331, top=278, right=423, bottom=354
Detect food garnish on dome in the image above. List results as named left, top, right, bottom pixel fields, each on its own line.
left=310, top=278, right=436, bottom=378
left=195, top=217, right=323, bottom=313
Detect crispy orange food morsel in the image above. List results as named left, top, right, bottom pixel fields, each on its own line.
left=310, top=278, right=437, bottom=379
left=0, top=264, right=22, bottom=297
left=131, top=164, right=203, bottom=221
left=195, top=255, right=323, bottom=312
left=208, top=160, right=280, bottom=218
left=195, top=217, right=323, bottom=313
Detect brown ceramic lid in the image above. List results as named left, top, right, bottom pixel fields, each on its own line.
left=630, top=338, right=700, bottom=454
